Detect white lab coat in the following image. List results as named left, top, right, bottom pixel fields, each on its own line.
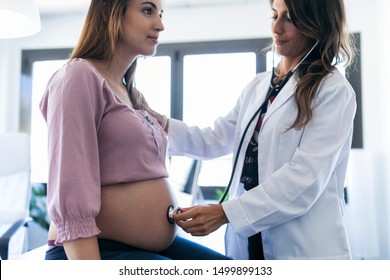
left=168, top=69, right=356, bottom=259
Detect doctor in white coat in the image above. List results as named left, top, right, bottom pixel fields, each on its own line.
left=151, top=0, right=356, bottom=260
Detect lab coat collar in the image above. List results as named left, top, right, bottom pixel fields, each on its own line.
left=252, top=72, right=272, bottom=110
left=262, top=72, right=298, bottom=125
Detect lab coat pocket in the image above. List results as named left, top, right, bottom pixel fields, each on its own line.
left=277, top=127, right=303, bottom=162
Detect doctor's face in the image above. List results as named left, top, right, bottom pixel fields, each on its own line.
left=271, top=0, right=312, bottom=66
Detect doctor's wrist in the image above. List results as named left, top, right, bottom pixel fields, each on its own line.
left=151, top=111, right=169, bottom=133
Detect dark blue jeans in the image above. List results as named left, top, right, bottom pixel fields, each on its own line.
left=45, top=236, right=231, bottom=260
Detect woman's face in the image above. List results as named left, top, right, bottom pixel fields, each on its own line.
left=271, top=0, right=312, bottom=66
left=120, top=0, right=164, bottom=57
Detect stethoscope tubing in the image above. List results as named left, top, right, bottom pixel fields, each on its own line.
left=218, top=105, right=263, bottom=203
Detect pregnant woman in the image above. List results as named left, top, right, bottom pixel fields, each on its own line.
left=40, top=0, right=229, bottom=260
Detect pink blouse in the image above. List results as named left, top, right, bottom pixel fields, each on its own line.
left=40, top=58, right=168, bottom=245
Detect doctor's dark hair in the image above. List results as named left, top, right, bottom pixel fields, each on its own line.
left=271, top=0, right=356, bottom=129
left=70, top=0, right=143, bottom=109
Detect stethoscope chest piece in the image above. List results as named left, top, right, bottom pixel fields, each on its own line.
left=167, top=204, right=182, bottom=224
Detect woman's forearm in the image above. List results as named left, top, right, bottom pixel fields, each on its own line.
left=63, top=236, right=101, bottom=260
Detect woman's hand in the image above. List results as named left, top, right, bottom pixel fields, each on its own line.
left=173, top=204, right=228, bottom=236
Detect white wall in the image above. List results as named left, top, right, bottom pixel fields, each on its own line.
left=376, top=0, right=390, bottom=260
left=344, top=0, right=390, bottom=259
left=0, top=0, right=388, bottom=259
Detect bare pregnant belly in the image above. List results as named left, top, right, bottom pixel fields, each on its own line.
left=96, top=178, right=178, bottom=252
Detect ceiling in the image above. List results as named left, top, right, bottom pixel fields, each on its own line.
left=35, top=0, right=259, bottom=15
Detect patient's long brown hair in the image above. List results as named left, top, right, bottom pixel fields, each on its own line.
left=271, top=0, right=356, bottom=129
left=70, top=0, right=144, bottom=109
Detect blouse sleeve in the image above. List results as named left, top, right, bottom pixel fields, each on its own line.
left=40, top=60, right=105, bottom=245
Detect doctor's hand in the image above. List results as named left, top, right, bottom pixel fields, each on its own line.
left=173, top=204, right=228, bottom=236
left=132, top=89, right=152, bottom=112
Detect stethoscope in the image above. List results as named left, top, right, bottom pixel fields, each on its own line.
left=167, top=41, right=319, bottom=223
left=167, top=205, right=182, bottom=224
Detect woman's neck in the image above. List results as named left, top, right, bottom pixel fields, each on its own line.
left=98, top=63, right=126, bottom=85
left=95, top=46, right=137, bottom=86
left=276, top=57, right=301, bottom=77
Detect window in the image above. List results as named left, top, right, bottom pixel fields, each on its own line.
left=181, top=52, right=257, bottom=203
left=183, top=52, right=256, bottom=127
left=136, top=56, right=171, bottom=115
